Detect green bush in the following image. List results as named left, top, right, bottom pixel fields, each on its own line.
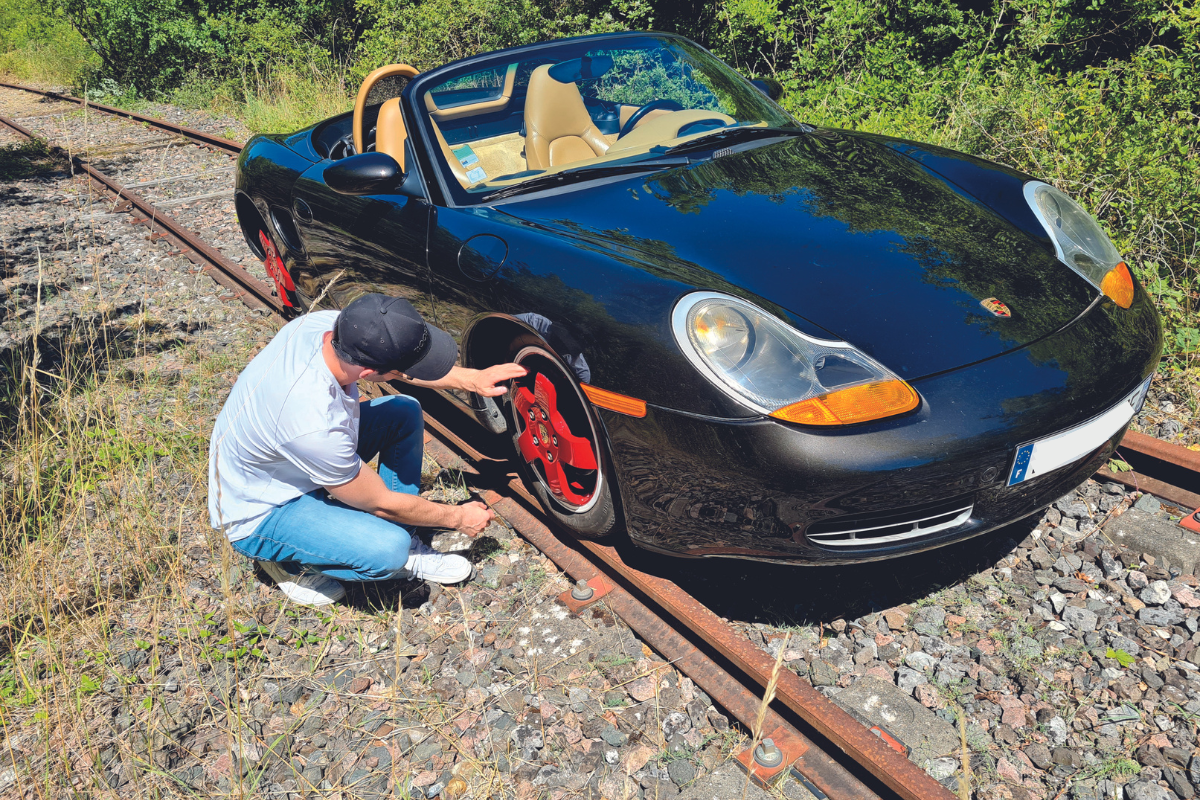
left=0, top=0, right=98, bottom=83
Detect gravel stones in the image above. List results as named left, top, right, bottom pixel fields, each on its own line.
left=905, top=651, right=938, bottom=671
left=600, top=726, right=628, bottom=747
left=809, top=659, right=837, bottom=686
left=1126, top=782, right=1175, bottom=800
left=898, top=666, right=927, bottom=694
left=1025, top=743, right=1052, bottom=770
left=1140, top=607, right=1184, bottom=626
left=1142, top=581, right=1173, bottom=605
left=662, top=711, right=691, bottom=739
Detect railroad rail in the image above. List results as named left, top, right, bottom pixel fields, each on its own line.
left=0, top=81, right=243, bottom=153
left=3, top=79, right=1199, bottom=800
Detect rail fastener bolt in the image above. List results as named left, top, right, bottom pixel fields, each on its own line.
left=558, top=575, right=614, bottom=614
left=754, top=738, right=784, bottom=768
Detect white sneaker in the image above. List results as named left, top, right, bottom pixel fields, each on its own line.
left=258, top=561, right=345, bottom=606
left=398, top=538, right=473, bottom=584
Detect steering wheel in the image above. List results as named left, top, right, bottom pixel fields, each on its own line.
left=617, top=99, right=684, bottom=139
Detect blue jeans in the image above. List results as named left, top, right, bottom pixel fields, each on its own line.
left=230, top=394, right=423, bottom=581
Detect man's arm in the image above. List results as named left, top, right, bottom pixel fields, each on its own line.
left=326, top=463, right=494, bottom=536
left=403, top=363, right=527, bottom=397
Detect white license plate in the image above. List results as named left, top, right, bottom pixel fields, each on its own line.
left=1007, top=375, right=1152, bottom=486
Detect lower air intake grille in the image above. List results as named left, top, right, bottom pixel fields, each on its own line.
left=806, top=498, right=974, bottom=548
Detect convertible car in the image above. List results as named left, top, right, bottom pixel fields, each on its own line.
left=234, top=31, right=1162, bottom=564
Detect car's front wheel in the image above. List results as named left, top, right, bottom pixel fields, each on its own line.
left=503, top=337, right=617, bottom=539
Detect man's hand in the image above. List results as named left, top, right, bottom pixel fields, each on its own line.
left=454, top=500, right=495, bottom=537
left=403, top=363, right=527, bottom=397
left=328, top=465, right=493, bottom=534
left=459, top=363, right=528, bottom=397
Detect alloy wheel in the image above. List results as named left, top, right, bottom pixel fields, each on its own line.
left=510, top=347, right=603, bottom=513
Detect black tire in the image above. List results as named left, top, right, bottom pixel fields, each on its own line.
left=503, top=334, right=618, bottom=539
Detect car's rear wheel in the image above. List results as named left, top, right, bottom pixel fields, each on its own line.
left=256, top=228, right=305, bottom=314
left=504, top=337, right=617, bottom=539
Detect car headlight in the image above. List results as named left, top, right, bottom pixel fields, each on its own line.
left=671, top=291, right=919, bottom=425
left=1023, top=181, right=1135, bottom=308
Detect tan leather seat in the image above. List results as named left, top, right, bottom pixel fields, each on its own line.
left=375, top=97, right=407, bottom=170
left=524, top=65, right=608, bottom=170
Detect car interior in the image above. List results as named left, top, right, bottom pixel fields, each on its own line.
left=314, top=42, right=772, bottom=198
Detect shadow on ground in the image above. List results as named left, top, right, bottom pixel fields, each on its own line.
left=614, top=518, right=1035, bottom=627
left=458, top=452, right=1035, bottom=628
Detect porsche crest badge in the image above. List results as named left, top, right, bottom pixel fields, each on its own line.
left=981, top=297, right=1012, bottom=318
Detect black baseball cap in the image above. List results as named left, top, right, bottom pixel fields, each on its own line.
left=331, top=294, right=458, bottom=381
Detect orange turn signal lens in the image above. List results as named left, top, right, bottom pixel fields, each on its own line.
left=770, top=380, right=920, bottom=426
left=1100, top=261, right=1134, bottom=308
left=581, top=384, right=647, bottom=418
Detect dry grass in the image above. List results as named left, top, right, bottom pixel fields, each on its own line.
left=0, top=277, right=262, bottom=789
left=742, top=632, right=788, bottom=798
left=956, top=705, right=972, bottom=800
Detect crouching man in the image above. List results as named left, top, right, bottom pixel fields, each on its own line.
left=208, top=293, right=525, bottom=606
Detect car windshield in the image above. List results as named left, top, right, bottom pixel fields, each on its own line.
left=414, top=35, right=795, bottom=204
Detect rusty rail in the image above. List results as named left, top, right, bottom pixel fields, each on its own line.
left=1122, top=431, right=1200, bottom=474
left=1096, top=430, right=1200, bottom=510
left=0, top=113, right=278, bottom=314
left=418, top=421, right=956, bottom=800
left=0, top=81, right=244, bottom=153
left=1096, top=466, right=1200, bottom=511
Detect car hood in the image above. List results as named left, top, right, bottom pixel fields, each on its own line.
left=495, top=130, right=1097, bottom=380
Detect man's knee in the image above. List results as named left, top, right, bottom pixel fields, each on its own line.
left=371, top=395, right=424, bottom=437
left=355, top=529, right=413, bottom=578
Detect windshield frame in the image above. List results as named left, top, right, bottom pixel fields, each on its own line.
left=404, top=31, right=794, bottom=208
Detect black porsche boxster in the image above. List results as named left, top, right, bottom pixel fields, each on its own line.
left=234, top=31, right=1162, bottom=564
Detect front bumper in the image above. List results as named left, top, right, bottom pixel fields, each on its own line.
left=602, top=290, right=1162, bottom=564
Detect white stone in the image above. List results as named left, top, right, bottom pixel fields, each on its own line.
left=1049, top=592, right=1068, bottom=614
left=905, top=652, right=938, bottom=671
left=1141, top=581, right=1172, bottom=605
left=925, top=757, right=958, bottom=780
left=1048, top=716, right=1069, bottom=745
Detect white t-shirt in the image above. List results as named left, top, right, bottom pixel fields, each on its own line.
left=208, top=311, right=362, bottom=541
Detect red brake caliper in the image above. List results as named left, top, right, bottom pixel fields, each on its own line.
left=258, top=230, right=295, bottom=308
left=513, top=373, right=598, bottom=506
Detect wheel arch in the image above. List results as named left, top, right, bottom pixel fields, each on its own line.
left=235, top=191, right=269, bottom=260
left=462, top=312, right=629, bottom=531
left=461, top=312, right=544, bottom=371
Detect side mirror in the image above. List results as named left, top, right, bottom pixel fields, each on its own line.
left=325, top=152, right=404, bottom=196
left=751, top=78, right=784, bottom=102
